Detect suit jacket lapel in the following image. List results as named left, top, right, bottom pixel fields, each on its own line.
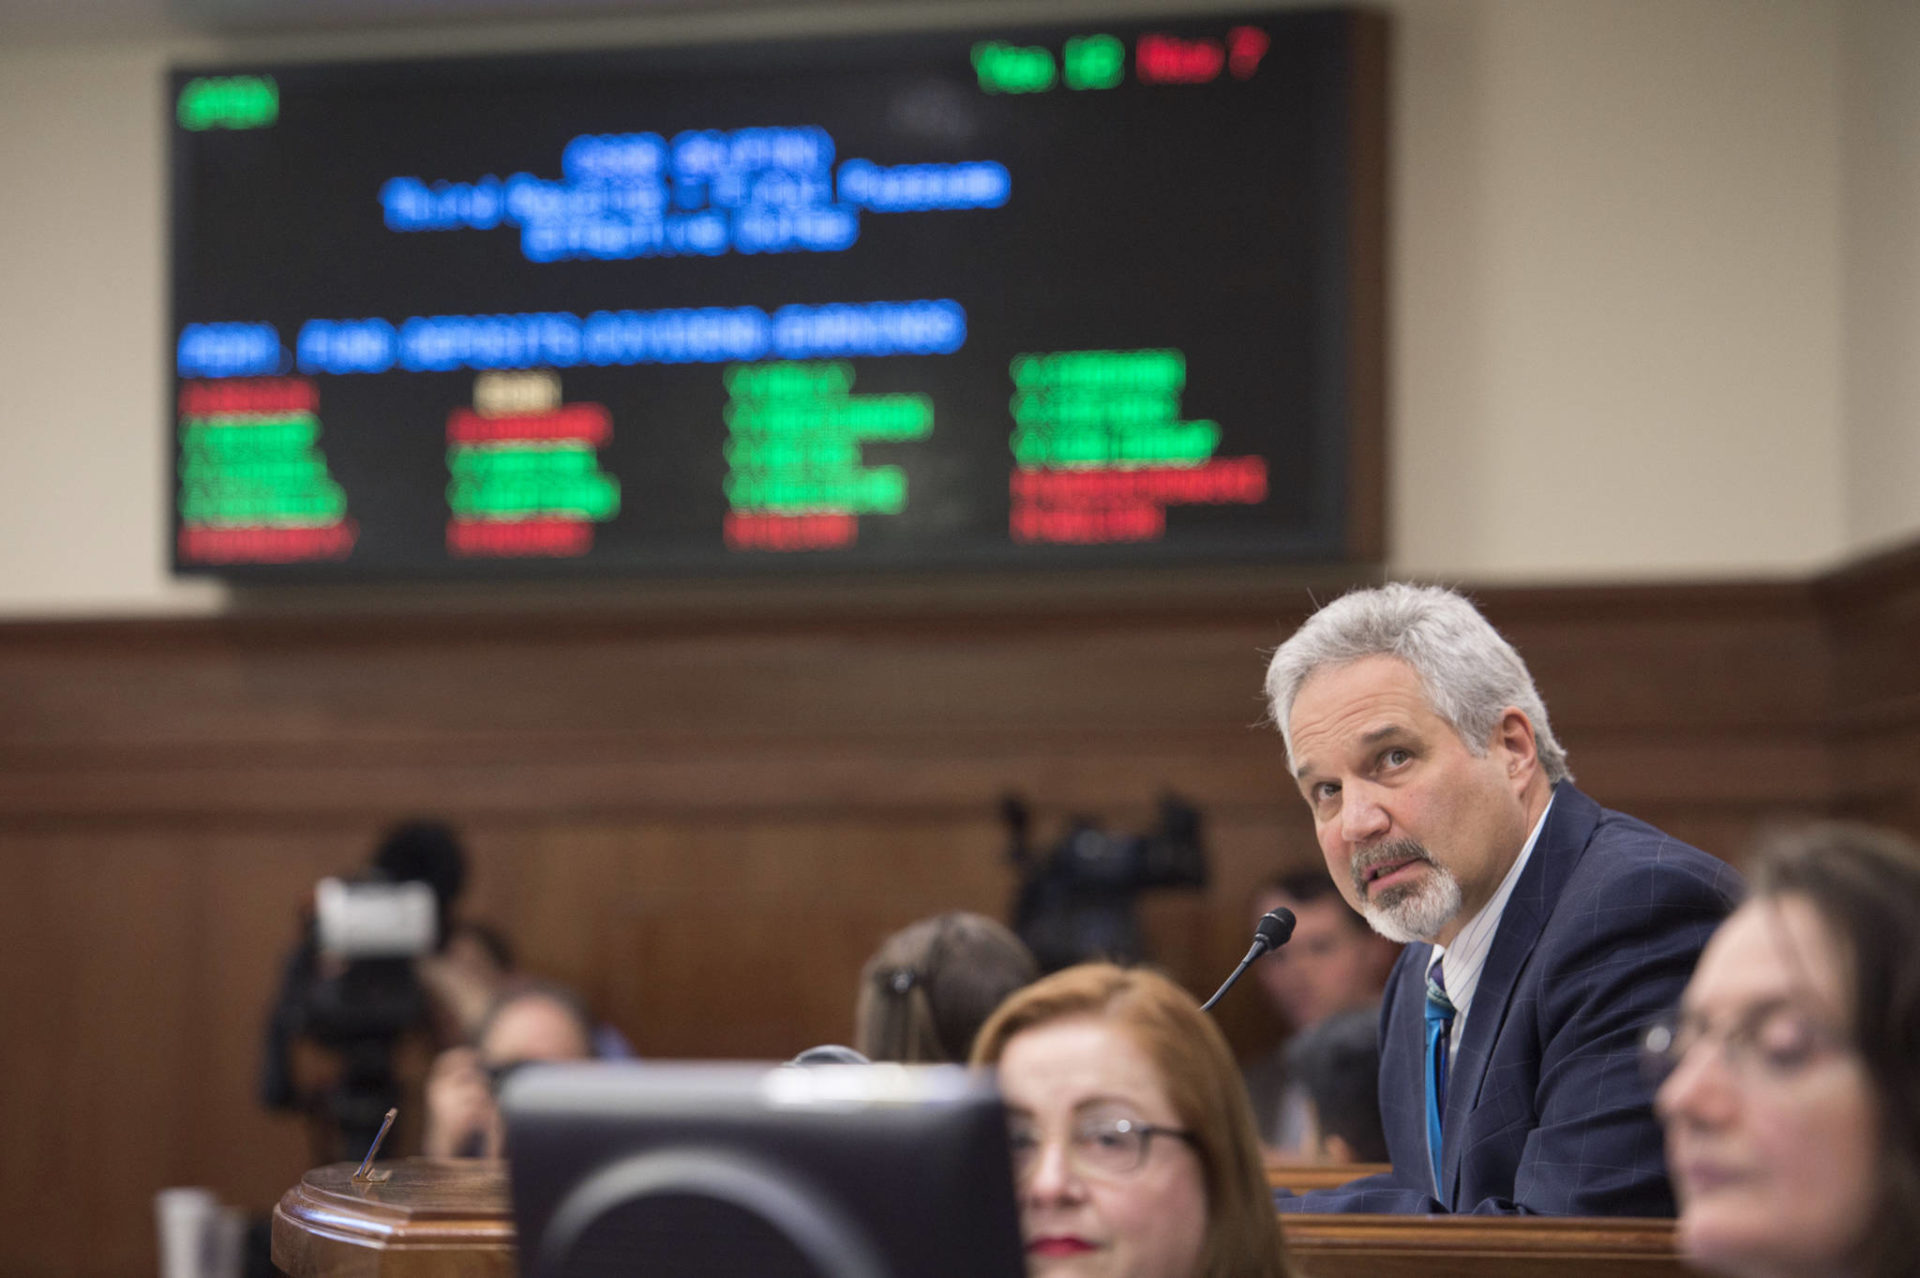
left=1382, top=941, right=1434, bottom=1196
left=1440, top=782, right=1599, bottom=1204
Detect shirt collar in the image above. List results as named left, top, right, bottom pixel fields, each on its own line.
left=1425, top=792, right=1556, bottom=1023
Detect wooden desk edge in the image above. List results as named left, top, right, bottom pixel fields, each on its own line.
left=273, top=1162, right=516, bottom=1278
left=1266, top=1161, right=1393, bottom=1194
left=1283, top=1213, right=1680, bottom=1257
left=270, top=1158, right=1683, bottom=1273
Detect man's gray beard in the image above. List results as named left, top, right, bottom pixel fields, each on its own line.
left=1351, top=840, right=1465, bottom=944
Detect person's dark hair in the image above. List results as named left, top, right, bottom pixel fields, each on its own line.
left=1283, top=1006, right=1387, bottom=1163
left=1748, top=822, right=1920, bottom=1278
left=1253, top=869, right=1372, bottom=933
left=855, top=912, right=1039, bottom=1063
left=1263, top=870, right=1343, bottom=906
left=371, top=819, right=468, bottom=913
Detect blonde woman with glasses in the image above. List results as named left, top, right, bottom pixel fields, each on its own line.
left=972, top=963, right=1295, bottom=1278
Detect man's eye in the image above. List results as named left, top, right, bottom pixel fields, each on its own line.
left=1006, top=1128, right=1039, bottom=1153
left=1311, top=782, right=1340, bottom=804
left=1382, top=747, right=1412, bottom=767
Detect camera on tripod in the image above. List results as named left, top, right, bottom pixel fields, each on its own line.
left=260, top=821, right=465, bottom=1163
left=1004, top=793, right=1208, bottom=973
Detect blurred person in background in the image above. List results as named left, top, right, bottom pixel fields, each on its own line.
left=1653, top=823, right=1920, bottom=1278
left=260, top=818, right=472, bottom=1162
left=423, top=982, right=597, bottom=1158
left=418, top=919, right=517, bottom=1046
left=973, top=963, right=1296, bottom=1278
left=1240, top=870, right=1397, bottom=1153
left=855, top=910, right=1039, bottom=1063
left=1283, top=1007, right=1388, bottom=1165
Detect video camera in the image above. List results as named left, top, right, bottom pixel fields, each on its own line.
left=1004, top=793, right=1208, bottom=972
left=260, top=821, right=465, bottom=1162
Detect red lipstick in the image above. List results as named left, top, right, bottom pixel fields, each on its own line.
left=1028, top=1237, right=1097, bottom=1256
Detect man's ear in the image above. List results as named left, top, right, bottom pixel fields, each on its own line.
left=1491, top=707, right=1540, bottom=792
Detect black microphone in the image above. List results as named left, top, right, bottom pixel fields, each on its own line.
left=1199, top=908, right=1296, bottom=1013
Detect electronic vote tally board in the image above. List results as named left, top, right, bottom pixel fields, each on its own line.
left=168, top=8, right=1382, bottom=583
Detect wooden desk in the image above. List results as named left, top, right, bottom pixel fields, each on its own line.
left=273, top=1160, right=514, bottom=1278
left=274, top=1158, right=1700, bottom=1278
left=1284, top=1214, right=1698, bottom=1278
left=1265, top=1160, right=1393, bottom=1195
left=1264, top=1162, right=1699, bottom=1276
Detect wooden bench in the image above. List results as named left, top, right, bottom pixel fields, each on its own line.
left=1266, top=1161, right=1701, bottom=1276
left=1284, top=1214, right=1698, bottom=1278
left=1267, top=1159, right=1395, bottom=1195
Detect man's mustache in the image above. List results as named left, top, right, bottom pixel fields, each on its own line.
left=1349, top=838, right=1433, bottom=896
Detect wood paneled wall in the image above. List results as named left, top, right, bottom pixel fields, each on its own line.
left=1, top=544, right=1914, bottom=1277
left=1823, top=542, right=1920, bottom=834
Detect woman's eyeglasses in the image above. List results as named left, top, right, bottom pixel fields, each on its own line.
left=1007, top=1115, right=1198, bottom=1179
left=1640, top=1002, right=1850, bottom=1088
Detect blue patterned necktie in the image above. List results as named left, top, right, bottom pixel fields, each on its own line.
left=1424, top=960, right=1456, bottom=1198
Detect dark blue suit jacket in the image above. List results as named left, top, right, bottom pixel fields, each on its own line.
left=1276, top=782, right=1742, bottom=1215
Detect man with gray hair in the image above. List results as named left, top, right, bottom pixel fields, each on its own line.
left=1268, top=583, right=1740, bottom=1216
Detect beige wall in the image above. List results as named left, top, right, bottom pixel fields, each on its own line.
left=1394, top=0, right=1845, bottom=582
left=1841, top=0, right=1920, bottom=558
left=0, top=42, right=223, bottom=616
left=0, top=0, right=1908, bottom=616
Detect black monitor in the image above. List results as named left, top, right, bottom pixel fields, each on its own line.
left=502, top=1062, right=1025, bottom=1278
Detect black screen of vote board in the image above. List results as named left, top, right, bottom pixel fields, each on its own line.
left=168, top=9, right=1378, bottom=583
